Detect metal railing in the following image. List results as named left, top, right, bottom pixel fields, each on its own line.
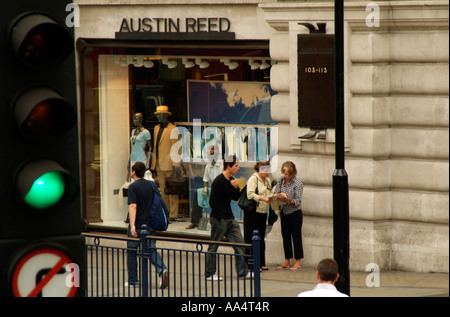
left=84, top=225, right=261, bottom=297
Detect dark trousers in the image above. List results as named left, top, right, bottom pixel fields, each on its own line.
left=280, top=209, right=304, bottom=260
left=205, top=218, right=248, bottom=277
left=190, top=192, right=203, bottom=224
left=243, top=211, right=267, bottom=267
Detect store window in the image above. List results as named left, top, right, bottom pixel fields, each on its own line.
left=78, top=40, right=277, bottom=230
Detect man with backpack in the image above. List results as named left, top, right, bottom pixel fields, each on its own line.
left=127, top=162, right=168, bottom=289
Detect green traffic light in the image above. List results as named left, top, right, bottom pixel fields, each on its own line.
left=24, top=171, right=65, bottom=209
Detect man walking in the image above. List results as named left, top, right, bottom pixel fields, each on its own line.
left=127, top=162, right=168, bottom=289
left=205, top=155, right=251, bottom=280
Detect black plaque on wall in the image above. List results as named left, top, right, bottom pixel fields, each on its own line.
left=298, top=34, right=335, bottom=128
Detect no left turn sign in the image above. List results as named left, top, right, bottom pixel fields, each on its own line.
left=10, top=247, right=79, bottom=297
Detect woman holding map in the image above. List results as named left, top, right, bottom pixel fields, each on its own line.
left=273, top=161, right=304, bottom=271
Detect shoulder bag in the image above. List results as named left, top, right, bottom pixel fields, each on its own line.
left=238, top=183, right=258, bottom=212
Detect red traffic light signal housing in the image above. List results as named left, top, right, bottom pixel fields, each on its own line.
left=8, top=12, right=74, bottom=66
left=1, top=1, right=84, bottom=297
left=12, top=87, right=77, bottom=139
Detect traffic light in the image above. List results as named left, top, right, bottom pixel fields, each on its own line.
left=1, top=0, right=84, bottom=297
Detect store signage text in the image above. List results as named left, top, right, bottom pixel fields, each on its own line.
left=118, top=17, right=231, bottom=33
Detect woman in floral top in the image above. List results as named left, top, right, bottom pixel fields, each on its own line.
left=274, top=161, right=304, bottom=270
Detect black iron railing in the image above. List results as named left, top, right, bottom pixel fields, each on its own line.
left=84, top=226, right=260, bottom=297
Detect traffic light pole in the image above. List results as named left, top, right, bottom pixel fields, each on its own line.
left=1, top=0, right=84, bottom=297
left=333, top=0, right=350, bottom=296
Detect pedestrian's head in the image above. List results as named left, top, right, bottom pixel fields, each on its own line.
left=209, top=145, right=218, bottom=155
left=224, top=155, right=239, bottom=174
left=281, top=161, right=297, bottom=181
left=207, top=145, right=220, bottom=162
left=254, top=161, right=271, bottom=176
left=316, top=258, right=339, bottom=283
left=132, top=162, right=146, bottom=178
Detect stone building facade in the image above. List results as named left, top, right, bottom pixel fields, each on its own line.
left=261, top=0, right=448, bottom=273
left=75, top=0, right=449, bottom=273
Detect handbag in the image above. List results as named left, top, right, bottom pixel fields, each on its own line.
left=164, top=173, right=189, bottom=195
left=238, top=184, right=258, bottom=212
left=268, top=206, right=278, bottom=225
left=196, top=188, right=210, bottom=230
left=197, top=188, right=210, bottom=208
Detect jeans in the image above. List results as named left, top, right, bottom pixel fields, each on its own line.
left=205, top=217, right=248, bottom=277
left=127, top=226, right=167, bottom=284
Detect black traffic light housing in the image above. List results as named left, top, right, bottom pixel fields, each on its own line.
left=1, top=0, right=84, bottom=297
left=7, top=11, right=74, bottom=66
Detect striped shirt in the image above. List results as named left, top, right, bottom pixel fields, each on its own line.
left=274, top=175, right=303, bottom=215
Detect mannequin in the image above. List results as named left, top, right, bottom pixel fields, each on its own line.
left=150, top=105, right=182, bottom=221
left=128, top=112, right=151, bottom=181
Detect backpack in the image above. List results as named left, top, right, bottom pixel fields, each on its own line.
left=149, top=181, right=170, bottom=231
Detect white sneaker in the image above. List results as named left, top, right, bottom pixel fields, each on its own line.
left=241, top=271, right=254, bottom=279
left=206, top=274, right=223, bottom=281
left=125, top=281, right=139, bottom=287
left=160, top=270, right=169, bottom=289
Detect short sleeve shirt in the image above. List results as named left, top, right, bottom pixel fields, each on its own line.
left=127, top=178, right=154, bottom=230
left=130, top=128, right=151, bottom=163
left=203, top=160, right=223, bottom=185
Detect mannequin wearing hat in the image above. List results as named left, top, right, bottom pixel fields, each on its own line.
left=128, top=112, right=151, bottom=180
left=150, top=105, right=182, bottom=221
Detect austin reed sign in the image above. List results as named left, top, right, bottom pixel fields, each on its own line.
left=118, top=17, right=231, bottom=33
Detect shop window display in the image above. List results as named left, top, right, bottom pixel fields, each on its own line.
left=79, top=46, right=277, bottom=230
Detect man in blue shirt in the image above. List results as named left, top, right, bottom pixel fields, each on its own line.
left=127, top=162, right=168, bottom=289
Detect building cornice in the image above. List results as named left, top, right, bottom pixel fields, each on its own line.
left=260, top=1, right=449, bottom=32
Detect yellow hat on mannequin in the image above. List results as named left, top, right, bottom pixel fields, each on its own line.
left=154, top=105, right=172, bottom=115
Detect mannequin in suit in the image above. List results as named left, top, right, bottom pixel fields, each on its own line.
left=150, top=105, right=181, bottom=221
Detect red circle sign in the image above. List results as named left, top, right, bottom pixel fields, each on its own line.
left=11, top=247, right=78, bottom=297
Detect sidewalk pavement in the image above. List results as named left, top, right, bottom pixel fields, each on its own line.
left=259, top=266, right=449, bottom=297
left=164, top=219, right=450, bottom=298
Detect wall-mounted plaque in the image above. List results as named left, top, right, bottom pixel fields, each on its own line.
left=298, top=34, right=335, bottom=128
